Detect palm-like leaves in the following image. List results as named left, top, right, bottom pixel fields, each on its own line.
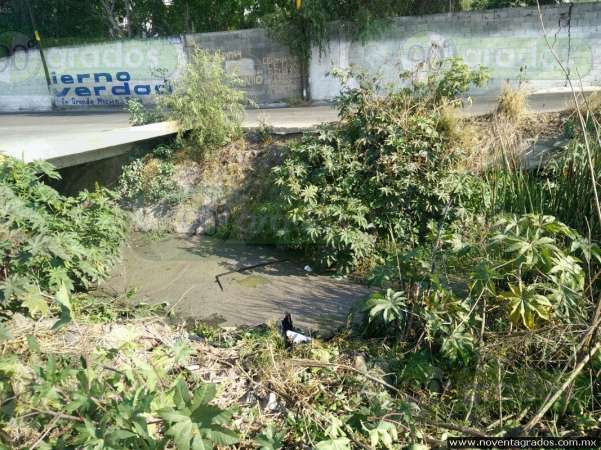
left=364, top=289, right=407, bottom=324
left=1, top=157, right=128, bottom=320
left=492, top=214, right=589, bottom=328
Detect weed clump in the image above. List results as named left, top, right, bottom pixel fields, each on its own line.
left=0, top=158, right=128, bottom=319
left=159, top=49, right=246, bottom=159
left=264, top=58, right=489, bottom=270
left=496, top=83, right=528, bottom=124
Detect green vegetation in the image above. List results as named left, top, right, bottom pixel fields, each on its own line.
left=488, top=112, right=601, bottom=238
left=127, top=99, right=165, bottom=127
left=0, top=157, right=128, bottom=321
left=159, top=49, right=246, bottom=158
left=262, top=59, right=488, bottom=270
left=118, top=144, right=181, bottom=206
left=0, top=0, right=567, bottom=49
left=239, top=56, right=601, bottom=444
left=2, top=42, right=601, bottom=446
left=0, top=297, right=239, bottom=449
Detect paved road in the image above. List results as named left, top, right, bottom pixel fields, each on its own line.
left=0, top=90, right=589, bottom=141
left=0, top=90, right=594, bottom=168
left=0, top=106, right=338, bottom=144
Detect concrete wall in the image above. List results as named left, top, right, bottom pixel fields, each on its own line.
left=0, top=37, right=51, bottom=112
left=310, top=3, right=601, bottom=101
left=0, top=36, right=186, bottom=112
left=2, top=3, right=601, bottom=112
left=185, top=29, right=302, bottom=106
left=0, top=29, right=299, bottom=112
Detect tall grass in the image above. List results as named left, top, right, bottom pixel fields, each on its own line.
left=485, top=115, right=601, bottom=238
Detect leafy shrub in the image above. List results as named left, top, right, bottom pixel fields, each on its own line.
left=118, top=145, right=181, bottom=205
left=126, top=98, right=165, bottom=126
left=364, top=213, right=598, bottom=366
left=159, top=49, right=246, bottom=158
left=0, top=338, right=238, bottom=449
left=487, top=111, right=601, bottom=238
left=0, top=157, right=128, bottom=317
left=269, top=58, right=489, bottom=270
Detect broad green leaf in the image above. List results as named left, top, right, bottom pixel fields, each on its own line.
left=191, top=384, right=217, bottom=409
left=255, top=425, right=284, bottom=450
left=202, top=425, right=239, bottom=446
left=159, top=409, right=191, bottom=423
left=173, top=378, right=192, bottom=409
left=167, top=418, right=194, bottom=450
left=22, top=287, right=49, bottom=317
left=111, top=429, right=137, bottom=441
left=52, top=283, right=74, bottom=330
left=0, top=323, right=12, bottom=343
left=191, top=404, right=228, bottom=427
left=26, top=335, right=40, bottom=353
left=315, top=438, right=352, bottom=450
left=191, top=436, right=212, bottom=450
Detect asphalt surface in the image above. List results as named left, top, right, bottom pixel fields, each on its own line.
left=0, top=90, right=588, bottom=143
left=0, top=106, right=340, bottom=167
left=0, top=106, right=338, bottom=144
left=0, top=90, right=594, bottom=167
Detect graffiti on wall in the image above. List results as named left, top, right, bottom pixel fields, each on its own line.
left=48, top=39, right=183, bottom=106
left=51, top=70, right=172, bottom=106
left=193, top=30, right=302, bottom=104
left=221, top=51, right=300, bottom=101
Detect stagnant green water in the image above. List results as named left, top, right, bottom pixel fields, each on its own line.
left=100, top=233, right=369, bottom=333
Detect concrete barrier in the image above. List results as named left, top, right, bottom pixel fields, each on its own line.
left=310, top=3, right=601, bottom=101
left=185, top=29, right=302, bottom=106
left=2, top=3, right=600, bottom=112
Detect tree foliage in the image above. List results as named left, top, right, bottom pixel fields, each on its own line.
left=0, top=0, right=566, bottom=46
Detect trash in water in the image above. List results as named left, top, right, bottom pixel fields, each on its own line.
left=304, top=265, right=313, bottom=272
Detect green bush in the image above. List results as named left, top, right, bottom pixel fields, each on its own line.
left=269, top=59, right=489, bottom=270
left=118, top=145, right=181, bottom=206
left=366, top=213, right=598, bottom=345
left=0, top=337, right=238, bottom=449
left=127, top=98, right=165, bottom=126
left=159, top=49, right=246, bottom=158
left=361, top=210, right=601, bottom=432
left=486, top=114, right=601, bottom=238
left=0, top=157, right=128, bottom=318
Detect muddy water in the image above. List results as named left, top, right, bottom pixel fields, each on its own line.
left=100, top=234, right=369, bottom=334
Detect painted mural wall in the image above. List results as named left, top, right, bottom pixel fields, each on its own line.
left=2, top=3, right=601, bottom=112
left=0, top=31, right=50, bottom=111
left=0, top=35, right=186, bottom=112
left=0, top=28, right=299, bottom=112
left=310, top=3, right=601, bottom=101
